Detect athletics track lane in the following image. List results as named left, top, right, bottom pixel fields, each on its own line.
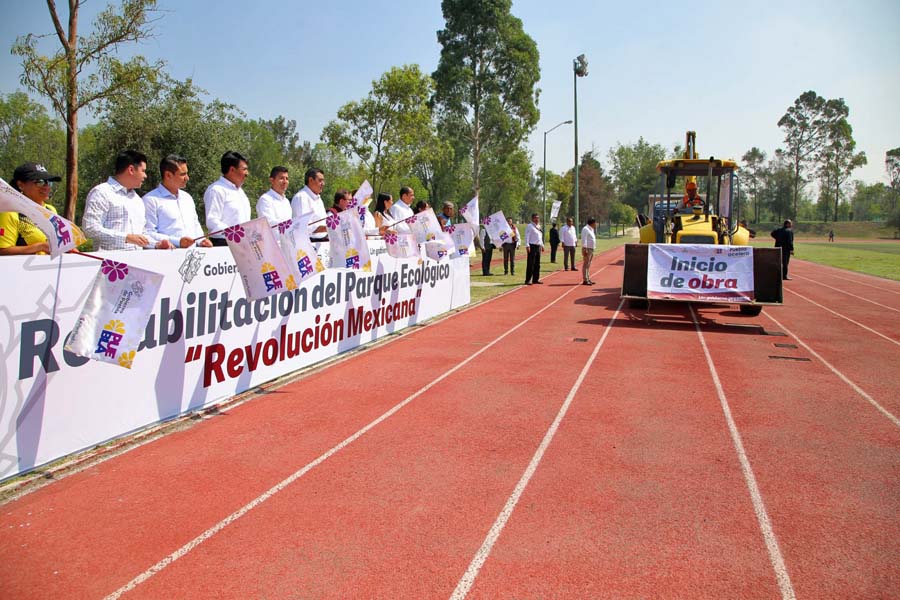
left=0, top=250, right=613, bottom=598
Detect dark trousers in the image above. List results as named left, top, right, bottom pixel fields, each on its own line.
left=550, top=242, right=559, bottom=263
left=502, top=243, right=516, bottom=274
left=211, top=237, right=228, bottom=247
left=781, top=250, right=791, bottom=279
left=563, top=246, right=575, bottom=270
left=525, top=244, right=541, bottom=283
left=482, top=244, right=494, bottom=275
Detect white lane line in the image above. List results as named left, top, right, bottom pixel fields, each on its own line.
left=765, top=312, right=900, bottom=429
left=784, top=288, right=900, bottom=347
left=793, top=274, right=900, bottom=313
left=797, top=262, right=900, bottom=296
left=689, top=305, right=796, bottom=600
left=104, top=267, right=610, bottom=600
left=450, top=299, right=624, bottom=600
left=827, top=273, right=900, bottom=296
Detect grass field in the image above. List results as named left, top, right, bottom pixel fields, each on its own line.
left=750, top=239, right=900, bottom=281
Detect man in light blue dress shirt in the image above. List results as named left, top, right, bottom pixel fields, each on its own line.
left=143, top=154, right=212, bottom=248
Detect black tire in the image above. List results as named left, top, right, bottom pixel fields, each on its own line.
left=628, top=298, right=649, bottom=310
left=739, top=304, right=763, bottom=316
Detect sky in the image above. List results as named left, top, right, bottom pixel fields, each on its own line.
left=1, top=0, right=898, bottom=186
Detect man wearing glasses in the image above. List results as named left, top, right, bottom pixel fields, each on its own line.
left=143, top=154, right=212, bottom=248
left=0, top=163, right=61, bottom=255
left=204, top=151, right=251, bottom=247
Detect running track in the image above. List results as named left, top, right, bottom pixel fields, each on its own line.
left=1, top=246, right=898, bottom=599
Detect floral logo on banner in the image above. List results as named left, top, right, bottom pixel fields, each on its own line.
left=482, top=216, right=491, bottom=225
left=277, top=219, right=293, bottom=234
left=384, top=232, right=398, bottom=245
left=459, top=204, right=467, bottom=214
left=326, top=213, right=340, bottom=230
left=117, top=350, right=136, bottom=369
left=347, top=196, right=359, bottom=209
left=408, top=215, right=418, bottom=224
left=101, top=259, right=129, bottom=282
left=446, top=225, right=456, bottom=234
left=224, top=225, right=245, bottom=243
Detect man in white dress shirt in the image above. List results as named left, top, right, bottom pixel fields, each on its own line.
left=143, top=155, right=212, bottom=248
left=524, top=212, right=544, bottom=285
left=560, top=216, right=578, bottom=271
left=581, top=217, right=597, bottom=285
left=83, top=149, right=170, bottom=251
left=204, top=151, right=251, bottom=246
left=256, top=166, right=292, bottom=226
left=388, top=186, right=415, bottom=234
left=291, top=168, right=327, bottom=241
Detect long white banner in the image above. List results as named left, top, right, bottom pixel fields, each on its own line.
left=0, top=243, right=470, bottom=480
left=647, top=244, right=754, bottom=302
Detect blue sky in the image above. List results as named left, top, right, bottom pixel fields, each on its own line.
left=2, top=0, right=898, bottom=185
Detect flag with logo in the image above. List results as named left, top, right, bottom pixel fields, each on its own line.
left=445, top=223, right=474, bottom=257
left=225, top=217, right=297, bottom=300
left=383, top=231, right=420, bottom=259
left=348, top=180, right=375, bottom=229
left=0, top=177, right=86, bottom=256
left=65, top=259, right=164, bottom=369
left=458, top=196, right=479, bottom=233
left=406, top=207, right=443, bottom=244
left=484, top=211, right=514, bottom=246
left=277, top=216, right=324, bottom=286
left=550, top=200, right=562, bottom=221
left=424, top=239, right=449, bottom=261
left=326, top=209, right=372, bottom=271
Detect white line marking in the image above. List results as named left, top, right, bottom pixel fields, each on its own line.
left=689, top=305, right=796, bottom=600
left=793, top=274, right=900, bottom=313
left=796, top=261, right=900, bottom=295
left=104, top=266, right=610, bottom=600
left=826, top=273, right=900, bottom=296
left=784, top=288, right=900, bottom=347
left=765, top=312, right=900, bottom=428
left=450, top=299, right=624, bottom=600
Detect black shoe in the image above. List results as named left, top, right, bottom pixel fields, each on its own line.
left=582, top=281, right=590, bottom=285
left=504, top=271, right=508, bottom=275
left=783, top=276, right=791, bottom=280
left=525, top=282, right=532, bottom=285
left=534, top=281, right=543, bottom=284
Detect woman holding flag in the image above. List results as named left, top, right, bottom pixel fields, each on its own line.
left=0, top=163, right=61, bottom=255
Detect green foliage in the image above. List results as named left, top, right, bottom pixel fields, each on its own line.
left=12, top=0, right=165, bottom=219
left=433, top=0, right=540, bottom=197
left=478, top=146, right=532, bottom=218
left=608, top=201, right=637, bottom=235
left=322, top=65, right=434, bottom=196
left=607, top=137, right=667, bottom=211
left=578, top=152, right=614, bottom=224
left=0, top=91, right=66, bottom=184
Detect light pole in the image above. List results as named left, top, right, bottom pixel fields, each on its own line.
left=573, top=54, right=588, bottom=230
left=542, top=119, right=573, bottom=238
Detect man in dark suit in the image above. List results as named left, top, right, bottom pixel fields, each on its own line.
left=771, top=219, right=795, bottom=280
left=481, top=228, right=495, bottom=275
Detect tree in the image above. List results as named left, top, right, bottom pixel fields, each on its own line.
left=608, top=201, right=637, bottom=236
left=886, top=147, right=900, bottom=214
left=608, top=137, right=667, bottom=212
left=816, top=119, right=866, bottom=222
left=740, top=147, right=767, bottom=223
left=777, top=90, right=848, bottom=220
left=0, top=91, right=66, bottom=181
left=12, top=0, right=164, bottom=220
left=577, top=151, right=614, bottom=225
left=432, top=0, right=540, bottom=198
left=850, top=182, right=891, bottom=222
left=322, top=65, right=433, bottom=196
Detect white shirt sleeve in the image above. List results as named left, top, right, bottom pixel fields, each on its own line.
left=204, top=184, right=227, bottom=234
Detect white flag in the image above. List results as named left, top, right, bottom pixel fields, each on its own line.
left=65, top=259, right=164, bottom=369
left=445, top=223, right=475, bottom=257
left=484, top=210, right=514, bottom=246
left=550, top=200, right=562, bottom=220
left=277, top=216, right=324, bottom=286
left=0, top=177, right=86, bottom=256
left=407, top=207, right=443, bottom=244
left=225, top=217, right=297, bottom=300
left=349, top=180, right=373, bottom=208
left=459, top=196, right=480, bottom=231
left=424, top=240, right=449, bottom=261
left=383, top=231, right=420, bottom=259
left=326, top=210, right=372, bottom=271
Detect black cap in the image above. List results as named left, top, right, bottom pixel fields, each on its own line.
left=12, top=163, right=62, bottom=184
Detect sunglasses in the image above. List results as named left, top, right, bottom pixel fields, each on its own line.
left=32, top=179, right=53, bottom=186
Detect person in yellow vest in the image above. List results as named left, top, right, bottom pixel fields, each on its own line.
left=0, top=163, right=61, bottom=255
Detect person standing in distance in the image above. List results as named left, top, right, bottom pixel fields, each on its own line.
left=581, top=217, right=597, bottom=285
left=291, top=168, right=327, bottom=241
left=771, top=219, right=795, bottom=280
left=143, top=154, right=212, bottom=248
left=549, top=222, right=560, bottom=263
left=204, top=151, right=251, bottom=247
left=82, top=149, right=165, bottom=251
left=524, top=213, right=544, bottom=285
left=257, top=166, right=292, bottom=226
left=560, top=217, right=578, bottom=271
